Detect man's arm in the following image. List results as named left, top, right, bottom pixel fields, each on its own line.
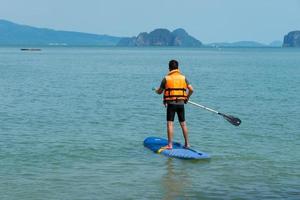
left=186, top=84, right=194, bottom=101
left=155, top=77, right=166, bottom=95
left=155, top=87, right=164, bottom=94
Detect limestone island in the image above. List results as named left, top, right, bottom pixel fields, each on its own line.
left=117, top=28, right=202, bottom=47
left=283, top=31, right=300, bottom=47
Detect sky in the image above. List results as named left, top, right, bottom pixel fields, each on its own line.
left=0, top=0, right=300, bottom=44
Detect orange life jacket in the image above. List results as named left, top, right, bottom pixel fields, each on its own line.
left=164, top=69, right=188, bottom=102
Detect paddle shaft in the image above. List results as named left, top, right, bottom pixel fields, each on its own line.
left=188, top=101, right=219, bottom=115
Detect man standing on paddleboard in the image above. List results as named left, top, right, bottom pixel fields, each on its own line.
left=154, top=60, right=194, bottom=149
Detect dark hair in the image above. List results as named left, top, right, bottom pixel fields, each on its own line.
left=169, top=60, right=179, bottom=71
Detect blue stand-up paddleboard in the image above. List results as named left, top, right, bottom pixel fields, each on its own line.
left=144, top=137, right=210, bottom=160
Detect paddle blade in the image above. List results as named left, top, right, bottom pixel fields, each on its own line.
left=219, top=113, right=242, bottom=126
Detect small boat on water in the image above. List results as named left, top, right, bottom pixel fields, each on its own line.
left=20, top=48, right=42, bottom=51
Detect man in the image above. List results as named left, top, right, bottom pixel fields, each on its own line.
left=155, top=60, right=194, bottom=149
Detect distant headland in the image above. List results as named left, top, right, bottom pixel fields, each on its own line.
left=0, top=19, right=120, bottom=46
left=0, top=19, right=299, bottom=48
left=283, top=31, right=300, bottom=47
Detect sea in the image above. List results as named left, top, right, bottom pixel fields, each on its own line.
left=0, top=47, right=299, bottom=200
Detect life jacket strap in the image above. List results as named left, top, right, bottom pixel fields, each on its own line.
left=165, top=88, right=186, bottom=91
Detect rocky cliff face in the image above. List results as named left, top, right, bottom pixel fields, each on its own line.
left=283, top=31, right=300, bottom=47
left=117, top=28, right=202, bottom=47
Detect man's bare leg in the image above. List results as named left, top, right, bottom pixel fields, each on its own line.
left=167, top=121, right=174, bottom=148
left=180, top=121, right=190, bottom=148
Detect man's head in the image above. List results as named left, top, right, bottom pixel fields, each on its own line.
left=169, top=60, right=179, bottom=71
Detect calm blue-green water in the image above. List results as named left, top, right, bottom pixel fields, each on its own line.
left=0, top=47, right=299, bottom=199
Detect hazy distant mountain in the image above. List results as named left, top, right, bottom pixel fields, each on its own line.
left=0, top=19, right=287, bottom=48
left=269, top=40, right=282, bottom=47
left=207, top=41, right=267, bottom=48
left=117, top=28, right=202, bottom=47
left=0, top=19, right=121, bottom=46
left=283, top=31, right=300, bottom=47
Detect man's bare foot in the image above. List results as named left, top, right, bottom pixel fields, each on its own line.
left=163, top=145, right=173, bottom=150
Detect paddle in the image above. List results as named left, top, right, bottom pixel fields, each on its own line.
left=152, top=87, right=241, bottom=126
left=188, top=101, right=241, bottom=126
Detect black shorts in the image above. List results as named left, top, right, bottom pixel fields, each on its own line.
left=167, top=104, right=185, bottom=122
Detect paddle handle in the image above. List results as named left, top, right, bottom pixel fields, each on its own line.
left=188, top=100, right=219, bottom=114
